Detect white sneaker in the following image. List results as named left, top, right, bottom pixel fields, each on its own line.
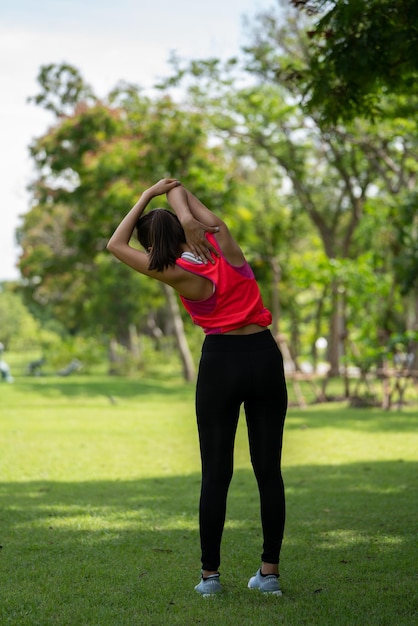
left=248, top=569, right=282, bottom=595
left=194, top=573, right=222, bottom=597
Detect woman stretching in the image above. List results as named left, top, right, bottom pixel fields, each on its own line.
left=107, top=178, right=287, bottom=596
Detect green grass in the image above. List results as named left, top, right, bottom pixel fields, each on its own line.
left=0, top=372, right=417, bottom=626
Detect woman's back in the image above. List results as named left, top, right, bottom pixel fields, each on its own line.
left=176, top=233, right=272, bottom=335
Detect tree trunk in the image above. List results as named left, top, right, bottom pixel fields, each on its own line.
left=328, top=280, right=341, bottom=376
left=128, top=323, right=142, bottom=360
left=312, top=283, right=328, bottom=372
left=161, top=283, right=196, bottom=382
left=108, top=338, right=120, bottom=375
left=269, top=256, right=281, bottom=338
left=406, top=289, right=418, bottom=368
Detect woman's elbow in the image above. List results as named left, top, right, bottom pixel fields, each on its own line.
left=106, top=238, right=118, bottom=255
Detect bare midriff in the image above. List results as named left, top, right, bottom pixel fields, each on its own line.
left=223, top=324, right=267, bottom=336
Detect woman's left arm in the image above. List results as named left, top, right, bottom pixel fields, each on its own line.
left=106, top=178, right=180, bottom=274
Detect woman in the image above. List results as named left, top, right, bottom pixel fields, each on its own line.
left=107, top=178, right=287, bottom=596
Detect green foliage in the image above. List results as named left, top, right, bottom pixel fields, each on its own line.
left=28, top=63, right=96, bottom=117
left=389, top=191, right=418, bottom=294
left=17, top=17, right=418, bottom=379
left=43, top=335, right=106, bottom=373
left=165, top=12, right=418, bottom=373
left=20, top=64, right=237, bottom=344
left=0, top=287, right=42, bottom=351
left=291, top=0, right=418, bottom=122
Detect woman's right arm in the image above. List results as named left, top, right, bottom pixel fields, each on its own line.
left=167, top=185, right=245, bottom=265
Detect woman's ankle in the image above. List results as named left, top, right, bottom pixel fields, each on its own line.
left=202, top=569, right=219, bottom=579
left=260, top=562, right=279, bottom=576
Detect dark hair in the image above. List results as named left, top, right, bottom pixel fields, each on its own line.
left=136, top=209, right=186, bottom=272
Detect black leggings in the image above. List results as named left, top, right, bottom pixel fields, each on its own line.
left=195, top=329, right=287, bottom=572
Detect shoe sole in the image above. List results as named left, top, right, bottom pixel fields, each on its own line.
left=195, top=588, right=221, bottom=597
left=248, top=585, right=282, bottom=595
left=195, top=585, right=222, bottom=597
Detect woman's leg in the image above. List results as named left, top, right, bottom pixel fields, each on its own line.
left=244, top=343, right=287, bottom=569
left=195, top=348, right=242, bottom=572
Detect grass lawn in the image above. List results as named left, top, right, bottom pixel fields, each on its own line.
left=0, top=370, right=417, bottom=626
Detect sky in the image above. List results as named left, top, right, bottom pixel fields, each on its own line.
left=0, top=0, right=275, bottom=281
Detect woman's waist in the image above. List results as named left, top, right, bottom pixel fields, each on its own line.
left=201, top=328, right=278, bottom=352
left=222, top=324, right=266, bottom=336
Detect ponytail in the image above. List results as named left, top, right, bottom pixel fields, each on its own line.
left=136, top=209, right=186, bottom=272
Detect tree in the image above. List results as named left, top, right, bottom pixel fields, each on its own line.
left=28, top=63, right=96, bottom=117
left=290, top=0, right=418, bottom=121
left=18, top=64, right=238, bottom=377
left=163, top=9, right=418, bottom=376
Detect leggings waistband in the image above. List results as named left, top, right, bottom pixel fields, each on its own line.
left=201, top=329, right=276, bottom=353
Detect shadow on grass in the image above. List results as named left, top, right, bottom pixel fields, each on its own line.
left=9, top=377, right=418, bottom=436
left=1, top=460, right=416, bottom=544
left=1, top=461, right=416, bottom=570
left=1, top=460, right=417, bottom=624
left=14, top=374, right=194, bottom=401
left=286, top=405, right=418, bottom=433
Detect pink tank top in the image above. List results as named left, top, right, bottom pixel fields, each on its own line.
left=175, top=233, right=272, bottom=334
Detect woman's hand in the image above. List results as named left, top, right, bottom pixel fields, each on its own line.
left=147, top=178, right=181, bottom=197
left=181, top=215, right=220, bottom=264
